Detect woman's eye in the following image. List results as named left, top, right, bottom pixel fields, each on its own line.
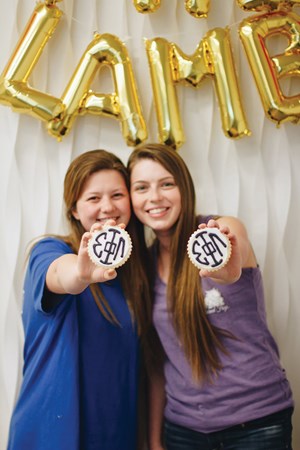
left=134, top=185, right=146, bottom=192
left=162, top=181, right=175, bottom=188
left=113, top=192, right=123, bottom=198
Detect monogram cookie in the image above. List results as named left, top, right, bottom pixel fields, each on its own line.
left=88, top=225, right=132, bottom=269
left=187, top=227, right=231, bottom=271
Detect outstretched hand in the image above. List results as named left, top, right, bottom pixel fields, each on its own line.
left=77, top=220, right=123, bottom=284
left=198, top=219, right=242, bottom=284
left=46, top=220, right=128, bottom=295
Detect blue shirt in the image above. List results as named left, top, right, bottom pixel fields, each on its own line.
left=7, top=237, right=139, bottom=450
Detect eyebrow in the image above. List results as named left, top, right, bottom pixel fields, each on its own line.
left=85, top=186, right=128, bottom=195
left=131, top=176, right=175, bottom=185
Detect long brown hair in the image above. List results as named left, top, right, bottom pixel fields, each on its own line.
left=128, top=143, right=231, bottom=380
left=58, top=149, right=152, bottom=336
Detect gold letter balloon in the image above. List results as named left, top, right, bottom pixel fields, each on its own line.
left=47, top=33, right=147, bottom=146
left=0, top=1, right=63, bottom=122
left=132, top=0, right=211, bottom=17
left=133, top=0, right=161, bottom=13
left=185, top=0, right=210, bottom=18
left=146, top=28, right=250, bottom=148
left=237, top=0, right=300, bottom=11
left=240, top=10, right=300, bottom=125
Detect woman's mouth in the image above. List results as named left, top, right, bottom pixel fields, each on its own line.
left=148, top=207, right=168, bottom=216
left=97, top=217, right=119, bottom=224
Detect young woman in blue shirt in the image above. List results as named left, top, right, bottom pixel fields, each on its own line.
left=7, top=149, right=151, bottom=450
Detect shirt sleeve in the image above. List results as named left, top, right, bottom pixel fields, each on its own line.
left=24, top=237, right=73, bottom=314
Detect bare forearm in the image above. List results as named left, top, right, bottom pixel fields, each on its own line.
left=46, top=254, right=89, bottom=295
left=45, top=227, right=117, bottom=295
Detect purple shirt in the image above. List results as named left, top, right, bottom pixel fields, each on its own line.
left=153, top=267, right=293, bottom=432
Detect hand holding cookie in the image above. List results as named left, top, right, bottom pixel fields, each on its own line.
left=87, top=224, right=132, bottom=269
left=187, top=218, right=243, bottom=284
left=187, top=226, right=232, bottom=272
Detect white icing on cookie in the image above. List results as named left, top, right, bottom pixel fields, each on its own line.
left=187, top=227, right=231, bottom=271
left=88, top=225, right=132, bottom=269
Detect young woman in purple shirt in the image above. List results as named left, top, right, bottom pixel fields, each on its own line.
left=128, top=143, right=294, bottom=450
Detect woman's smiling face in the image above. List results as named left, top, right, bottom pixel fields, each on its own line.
left=72, top=169, right=131, bottom=231
left=130, top=158, right=181, bottom=237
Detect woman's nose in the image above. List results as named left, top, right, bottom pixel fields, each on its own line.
left=149, top=187, right=162, bottom=202
left=100, top=197, right=114, bottom=212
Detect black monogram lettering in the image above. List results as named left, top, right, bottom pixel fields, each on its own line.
left=93, top=228, right=126, bottom=266
left=188, top=228, right=231, bottom=270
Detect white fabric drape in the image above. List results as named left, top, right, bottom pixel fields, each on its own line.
left=0, top=1, right=299, bottom=448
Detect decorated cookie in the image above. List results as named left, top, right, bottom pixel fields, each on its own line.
left=187, top=227, right=231, bottom=271
left=87, top=225, right=132, bottom=269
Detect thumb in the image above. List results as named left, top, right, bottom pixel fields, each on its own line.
left=103, top=268, right=117, bottom=280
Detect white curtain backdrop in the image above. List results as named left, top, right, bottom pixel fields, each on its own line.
left=0, top=1, right=299, bottom=448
